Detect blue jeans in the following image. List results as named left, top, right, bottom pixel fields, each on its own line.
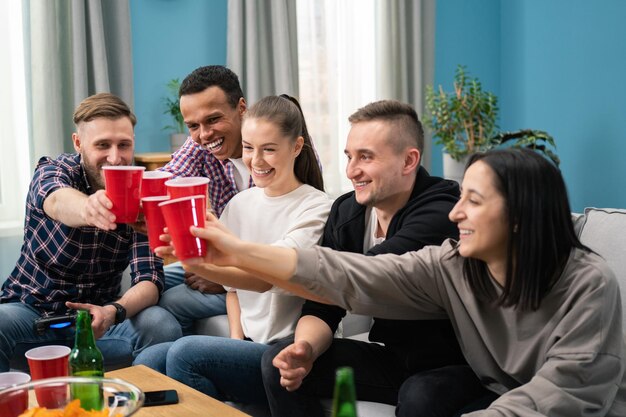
left=160, top=263, right=226, bottom=334
left=134, top=336, right=270, bottom=404
left=0, top=302, right=182, bottom=372
left=163, top=262, right=186, bottom=291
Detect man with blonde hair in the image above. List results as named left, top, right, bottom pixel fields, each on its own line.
left=0, top=93, right=181, bottom=372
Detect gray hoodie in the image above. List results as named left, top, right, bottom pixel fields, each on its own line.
left=293, top=239, right=626, bottom=417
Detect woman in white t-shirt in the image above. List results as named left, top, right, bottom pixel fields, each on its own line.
left=134, top=95, right=331, bottom=406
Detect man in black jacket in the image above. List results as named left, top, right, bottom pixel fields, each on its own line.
left=261, top=100, right=470, bottom=416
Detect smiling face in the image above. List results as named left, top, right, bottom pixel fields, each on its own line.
left=180, top=86, right=246, bottom=160
left=344, top=120, right=418, bottom=213
left=449, top=160, right=509, bottom=272
left=72, top=117, right=135, bottom=190
left=241, top=118, right=303, bottom=197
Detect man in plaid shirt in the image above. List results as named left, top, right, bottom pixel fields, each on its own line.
left=0, top=93, right=181, bottom=371
left=157, top=66, right=253, bottom=333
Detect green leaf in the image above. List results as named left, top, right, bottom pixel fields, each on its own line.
left=162, top=78, right=185, bottom=133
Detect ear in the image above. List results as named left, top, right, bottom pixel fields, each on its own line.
left=294, top=136, right=304, bottom=157
left=72, top=132, right=81, bottom=153
left=403, top=148, right=421, bottom=175
left=237, top=97, right=247, bottom=117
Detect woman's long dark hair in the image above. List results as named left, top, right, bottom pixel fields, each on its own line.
left=463, top=148, right=588, bottom=311
left=243, top=95, right=324, bottom=192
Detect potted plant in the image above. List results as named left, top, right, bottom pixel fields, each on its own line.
left=490, top=129, right=560, bottom=166
left=163, top=78, right=187, bottom=152
left=425, top=66, right=559, bottom=182
left=425, top=65, right=499, bottom=182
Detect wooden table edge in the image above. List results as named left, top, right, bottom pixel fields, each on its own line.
left=106, top=364, right=251, bottom=417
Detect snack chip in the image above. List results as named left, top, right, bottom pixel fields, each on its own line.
left=18, top=399, right=122, bottom=417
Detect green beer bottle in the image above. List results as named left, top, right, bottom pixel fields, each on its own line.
left=69, top=309, right=104, bottom=410
left=331, top=366, right=358, bottom=417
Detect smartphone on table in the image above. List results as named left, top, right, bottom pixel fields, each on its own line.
left=109, top=389, right=179, bottom=407
left=144, top=389, right=179, bottom=406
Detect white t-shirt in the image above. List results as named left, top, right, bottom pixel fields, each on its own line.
left=220, top=184, right=332, bottom=343
left=230, top=158, right=251, bottom=191
left=363, top=206, right=386, bottom=252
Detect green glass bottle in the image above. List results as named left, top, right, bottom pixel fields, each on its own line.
left=331, top=366, right=358, bottom=417
left=69, top=309, right=104, bottom=411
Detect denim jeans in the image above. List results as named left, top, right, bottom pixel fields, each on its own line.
left=158, top=284, right=226, bottom=334
left=0, top=302, right=182, bottom=372
left=160, top=263, right=227, bottom=334
left=163, top=262, right=186, bottom=291
left=261, top=336, right=479, bottom=417
left=135, top=335, right=271, bottom=405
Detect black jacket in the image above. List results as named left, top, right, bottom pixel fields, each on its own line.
left=302, top=167, right=465, bottom=365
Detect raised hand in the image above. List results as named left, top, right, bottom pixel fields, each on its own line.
left=82, top=190, right=117, bottom=230
left=272, top=340, right=315, bottom=391
left=184, top=213, right=244, bottom=267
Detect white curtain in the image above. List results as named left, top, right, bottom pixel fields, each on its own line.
left=296, top=0, right=377, bottom=197
left=295, top=0, right=434, bottom=196
left=0, top=0, right=133, bottom=227
left=227, top=0, right=299, bottom=105
left=26, top=0, right=134, bottom=160
left=0, top=1, right=30, bottom=225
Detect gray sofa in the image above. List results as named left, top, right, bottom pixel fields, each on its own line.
left=194, top=207, right=626, bottom=417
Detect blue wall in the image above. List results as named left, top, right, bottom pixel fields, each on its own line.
left=435, top=0, right=626, bottom=212
left=130, top=0, right=228, bottom=153
left=431, top=0, right=501, bottom=176
left=128, top=0, right=626, bottom=211
left=500, top=0, right=626, bottom=211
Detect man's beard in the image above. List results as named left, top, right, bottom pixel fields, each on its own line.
left=82, top=159, right=105, bottom=190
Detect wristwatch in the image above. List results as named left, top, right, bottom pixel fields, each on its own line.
left=104, top=302, right=127, bottom=325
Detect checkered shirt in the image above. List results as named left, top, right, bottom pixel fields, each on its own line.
left=0, top=153, right=164, bottom=316
left=160, top=137, right=254, bottom=217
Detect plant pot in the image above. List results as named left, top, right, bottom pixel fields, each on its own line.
left=170, top=133, right=188, bottom=153
left=443, top=153, right=468, bottom=185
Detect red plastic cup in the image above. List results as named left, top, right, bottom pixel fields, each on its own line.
left=0, top=372, right=31, bottom=417
left=141, top=171, right=173, bottom=198
left=165, top=177, right=210, bottom=200
left=102, top=166, right=146, bottom=223
left=25, top=345, right=70, bottom=408
left=158, top=195, right=207, bottom=261
left=141, top=195, right=170, bottom=251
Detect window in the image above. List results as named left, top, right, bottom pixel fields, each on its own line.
left=0, top=1, right=31, bottom=232
left=296, top=0, right=378, bottom=197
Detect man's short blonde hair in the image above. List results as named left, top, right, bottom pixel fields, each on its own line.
left=348, top=100, right=424, bottom=154
left=73, top=93, right=136, bottom=127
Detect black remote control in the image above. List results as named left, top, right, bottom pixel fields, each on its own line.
left=33, top=313, right=77, bottom=335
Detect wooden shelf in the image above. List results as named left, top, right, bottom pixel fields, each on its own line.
left=135, top=152, right=172, bottom=171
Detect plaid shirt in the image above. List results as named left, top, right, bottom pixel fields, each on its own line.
left=160, top=137, right=254, bottom=217
left=0, top=153, right=164, bottom=316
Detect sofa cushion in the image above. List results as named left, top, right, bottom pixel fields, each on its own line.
left=321, top=399, right=395, bottom=417
left=578, top=208, right=626, bottom=331
left=194, top=314, right=230, bottom=337
left=341, top=313, right=373, bottom=338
